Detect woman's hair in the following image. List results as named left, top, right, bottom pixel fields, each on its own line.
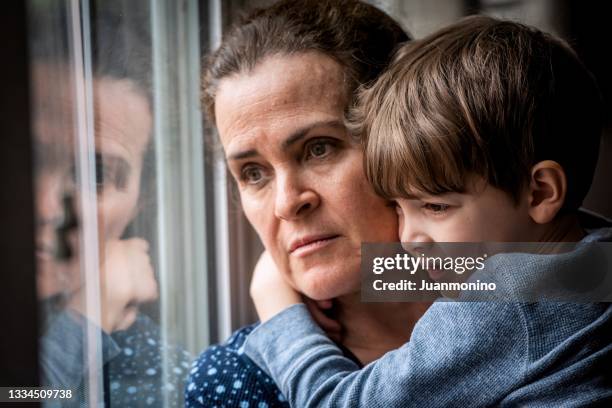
left=353, top=15, right=602, bottom=211
left=201, top=0, right=410, bottom=124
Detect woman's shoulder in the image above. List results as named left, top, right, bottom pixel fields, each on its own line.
left=186, top=324, right=289, bottom=407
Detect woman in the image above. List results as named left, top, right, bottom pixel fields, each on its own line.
left=186, top=1, right=429, bottom=407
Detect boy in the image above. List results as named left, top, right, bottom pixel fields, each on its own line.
left=245, top=16, right=612, bottom=406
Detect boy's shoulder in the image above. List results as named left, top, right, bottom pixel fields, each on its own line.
left=186, top=324, right=289, bottom=407
left=420, top=299, right=610, bottom=388
left=459, top=221, right=612, bottom=303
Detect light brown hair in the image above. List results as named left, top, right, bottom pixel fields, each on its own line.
left=201, top=0, right=409, bottom=124
left=355, top=15, right=603, bottom=211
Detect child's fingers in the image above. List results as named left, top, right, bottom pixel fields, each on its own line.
left=315, top=299, right=333, bottom=309
left=303, top=297, right=342, bottom=336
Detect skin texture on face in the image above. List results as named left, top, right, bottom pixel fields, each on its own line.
left=34, top=68, right=152, bottom=298
left=33, top=63, right=78, bottom=290
left=216, top=52, right=398, bottom=300
left=93, top=78, right=151, bottom=244
left=393, top=170, right=584, bottom=300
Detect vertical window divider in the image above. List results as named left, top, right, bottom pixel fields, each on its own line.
left=68, top=0, right=103, bottom=404
left=208, top=0, right=235, bottom=343
left=151, top=1, right=173, bottom=404
left=152, top=0, right=208, bottom=404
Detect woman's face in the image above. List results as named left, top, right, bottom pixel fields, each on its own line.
left=216, top=52, right=398, bottom=300
left=35, top=70, right=151, bottom=297
left=91, top=78, right=151, bottom=243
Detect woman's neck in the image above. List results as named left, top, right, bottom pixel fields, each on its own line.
left=334, top=292, right=430, bottom=365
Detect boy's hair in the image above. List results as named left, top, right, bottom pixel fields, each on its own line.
left=201, top=0, right=409, bottom=124
left=354, top=15, right=603, bottom=211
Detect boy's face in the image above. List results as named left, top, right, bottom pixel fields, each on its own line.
left=393, top=177, right=535, bottom=243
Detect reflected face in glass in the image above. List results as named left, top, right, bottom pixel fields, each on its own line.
left=34, top=69, right=152, bottom=298
left=92, top=78, right=151, bottom=243
left=216, top=52, right=398, bottom=300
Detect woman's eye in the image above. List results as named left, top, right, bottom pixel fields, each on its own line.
left=305, top=139, right=335, bottom=160
left=95, top=166, right=105, bottom=188
left=95, top=160, right=110, bottom=189
left=94, top=155, right=116, bottom=190
left=423, top=203, right=450, bottom=213
left=240, top=165, right=265, bottom=185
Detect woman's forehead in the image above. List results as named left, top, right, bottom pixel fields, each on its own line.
left=215, top=52, right=348, bottom=149
left=93, top=79, right=152, bottom=160
left=221, top=51, right=346, bottom=96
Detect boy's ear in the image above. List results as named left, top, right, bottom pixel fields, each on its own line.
left=527, top=160, right=567, bottom=224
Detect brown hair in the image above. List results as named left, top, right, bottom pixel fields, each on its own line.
left=201, top=0, right=409, bottom=124
left=355, top=15, right=603, bottom=211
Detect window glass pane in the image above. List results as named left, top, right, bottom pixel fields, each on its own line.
left=31, top=0, right=105, bottom=405
left=30, top=0, right=206, bottom=406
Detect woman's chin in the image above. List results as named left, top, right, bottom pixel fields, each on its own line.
left=295, top=273, right=359, bottom=301
left=290, top=258, right=361, bottom=299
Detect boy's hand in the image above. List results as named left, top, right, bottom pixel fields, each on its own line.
left=99, top=238, right=158, bottom=332
left=250, top=251, right=301, bottom=322
left=304, top=298, right=343, bottom=343
left=250, top=252, right=343, bottom=341
left=68, top=238, right=158, bottom=333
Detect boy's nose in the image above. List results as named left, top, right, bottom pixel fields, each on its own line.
left=399, top=220, right=432, bottom=244
left=274, top=172, right=320, bottom=221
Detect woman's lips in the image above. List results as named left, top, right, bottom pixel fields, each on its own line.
left=289, top=234, right=340, bottom=257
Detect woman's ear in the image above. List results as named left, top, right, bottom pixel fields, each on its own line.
left=527, top=160, right=567, bottom=224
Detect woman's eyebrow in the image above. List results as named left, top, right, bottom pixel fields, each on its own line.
left=98, top=153, right=131, bottom=173
left=281, top=120, right=345, bottom=150
left=228, top=148, right=258, bottom=161
left=227, top=119, right=345, bottom=161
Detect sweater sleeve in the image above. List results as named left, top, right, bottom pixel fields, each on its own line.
left=40, top=310, right=120, bottom=389
left=244, top=302, right=528, bottom=407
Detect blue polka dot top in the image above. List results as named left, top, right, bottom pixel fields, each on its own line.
left=185, top=324, right=289, bottom=408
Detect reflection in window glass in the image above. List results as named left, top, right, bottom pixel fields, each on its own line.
left=30, top=0, right=206, bottom=406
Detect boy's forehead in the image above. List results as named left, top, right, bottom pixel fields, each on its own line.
left=396, top=175, right=490, bottom=200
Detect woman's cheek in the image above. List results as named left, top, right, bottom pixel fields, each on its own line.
left=240, top=192, right=294, bottom=282
left=97, top=194, right=137, bottom=241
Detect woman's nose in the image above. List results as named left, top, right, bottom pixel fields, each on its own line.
left=36, top=175, right=64, bottom=225
left=274, top=172, right=320, bottom=221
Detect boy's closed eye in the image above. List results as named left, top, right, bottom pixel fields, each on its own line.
left=422, top=202, right=451, bottom=214
left=390, top=198, right=454, bottom=216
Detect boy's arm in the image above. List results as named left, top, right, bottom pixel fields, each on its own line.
left=244, top=302, right=527, bottom=408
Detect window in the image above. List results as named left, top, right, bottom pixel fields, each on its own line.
left=2, top=0, right=608, bottom=406
left=29, top=0, right=214, bottom=405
